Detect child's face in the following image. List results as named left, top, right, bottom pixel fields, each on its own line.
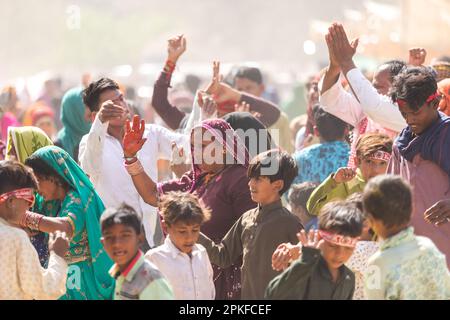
left=358, top=157, right=388, bottom=182
left=248, top=176, right=282, bottom=205
left=35, top=176, right=60, bottom=201
left=320, top=240, right=355, bottom=270
left=101, top=224, right=140, bottom=270
left=1, top=198, right=32, bottom=223
left=165, top=221, right=201, bottom=254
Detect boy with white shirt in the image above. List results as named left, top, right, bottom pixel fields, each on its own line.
left=79, top=78, right=189, bottom=249
left=145, top=192, right=215, bottom=300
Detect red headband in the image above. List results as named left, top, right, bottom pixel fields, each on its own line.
left=397, top=91, right=441, bottom=108
left=318, top=230, right=359, bottom=248
left=0, top=188, right=35, bottom=206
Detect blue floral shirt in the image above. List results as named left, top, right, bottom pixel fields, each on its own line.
left=293, top=141, right=350, bottom=184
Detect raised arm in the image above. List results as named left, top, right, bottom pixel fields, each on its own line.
left=319, top=25, right=364, bottom=127
left=151, top=35, right=187, bottom=130
left=321, top=26, right=346, bottom=95
left=204, top=61, right=280, bottom=127
left=79, top=100, right=124, bottom=180
left=123, top=115, right=158, bottom=207
left=329, top=23, right=406, bottom=132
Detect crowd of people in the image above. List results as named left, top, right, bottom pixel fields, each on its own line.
left=0, top=22, right=450, bottom=300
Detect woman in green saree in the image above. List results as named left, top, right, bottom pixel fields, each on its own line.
left=22, top=145, right=114, bottom=300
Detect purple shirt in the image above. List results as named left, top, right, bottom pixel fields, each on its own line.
left=389, top=145, right=450, bottom=266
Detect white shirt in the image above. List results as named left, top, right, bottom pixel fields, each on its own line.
left=319, top=72, right=402, bottom=134
left=346, top=240, right=380, bottom=300
left=145, top=236, right=215, bottom=300
left=344, top=68, right=407, bottom=132
left=78, top=116, right=189, bottom=247
left=0, top=217, right=68, bottom=300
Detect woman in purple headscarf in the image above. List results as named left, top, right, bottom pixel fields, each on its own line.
left=122, top=115, right=256, bottom=299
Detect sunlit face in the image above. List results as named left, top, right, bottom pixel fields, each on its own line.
left=35, top=175, right=60, bottom=201
left=35, top=116, right=56, bottom=139
left=438, top=85, right=449, bottom=113
left=88, top=89, right=130, bottom=126
left=190, top=127, right=225, bottom=173
left=234, top=77, right=264, bottom=97
left=165, top=221, right=201, bottom=254
left=307, top=81, right=319, bottom=105
left=372, top=67, right=392, bottom=95
left=102, top=224, right=140, bottom=270
left=1, top=197, right=34, bottom=222
left=248, top=176, right=281, bottom=205
left=356, top=157, right=389, bottom=182
left=398, top=102, right=438, bottom=135
left=320, top=240, right=355, bottom=270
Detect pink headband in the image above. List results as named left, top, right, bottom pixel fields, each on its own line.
left=0, top=188, right=35, bottom=205
left=318, top=230, right=359, bottom=248
left=367, top=150, right=391, bottom=162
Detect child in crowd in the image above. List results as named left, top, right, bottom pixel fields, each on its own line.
left=267, top=201, right=364, bottom=300
left=363, top=175, right=450, bottom=300
left=145, top=192, right=215, bottom=300
left=288, top=182, right=319, bottom=231
left=197, top=150, right=303, bottom=299
left=345, top=193, right=379, bottom=300
left=307, top=133, right=392, bottom=216
left=293, top=106, right=350, bottom=185
left=0, top=160, right=69, bottom=300
left=101, top=204, right=174, bottom=300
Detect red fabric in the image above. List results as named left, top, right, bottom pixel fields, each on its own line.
left=121, top=251, right=143, bottom=278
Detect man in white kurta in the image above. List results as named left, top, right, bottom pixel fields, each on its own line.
left=79, top=115, right=189, bottom=248
left=0, top=217, right=68, bottom=300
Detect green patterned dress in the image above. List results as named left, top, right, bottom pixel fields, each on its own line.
left=30, top=146, right=114, bottom=300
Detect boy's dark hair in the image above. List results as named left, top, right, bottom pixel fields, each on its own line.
left=82, top=77, right=120, bottom=112
left=345, top=192, right=364, bottom=213
left=313, top=106, right=348, bottom=142
left=363, top=175, right=412, bottom=228
left=356, top=133, right=393, bottom=159
left=381, top=60, right=407, bottom=82
left=346, top=192, right=376, bottom=238
left=101, top=203, right=142, bottom=234
left=24, top=156, right=70, bottom=190
left=389, top=66, right=439, bottom=111
left=0, top=160, right=38, bottom=194
left=248, top=149, right=298, bottom=196
left=159, top=192, right=211, bottom=226
left=234, top=67, right=263, bottom=85
left=318, top=200, right=364, bottom=238
left=288, top=182, right=318, bottom=214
